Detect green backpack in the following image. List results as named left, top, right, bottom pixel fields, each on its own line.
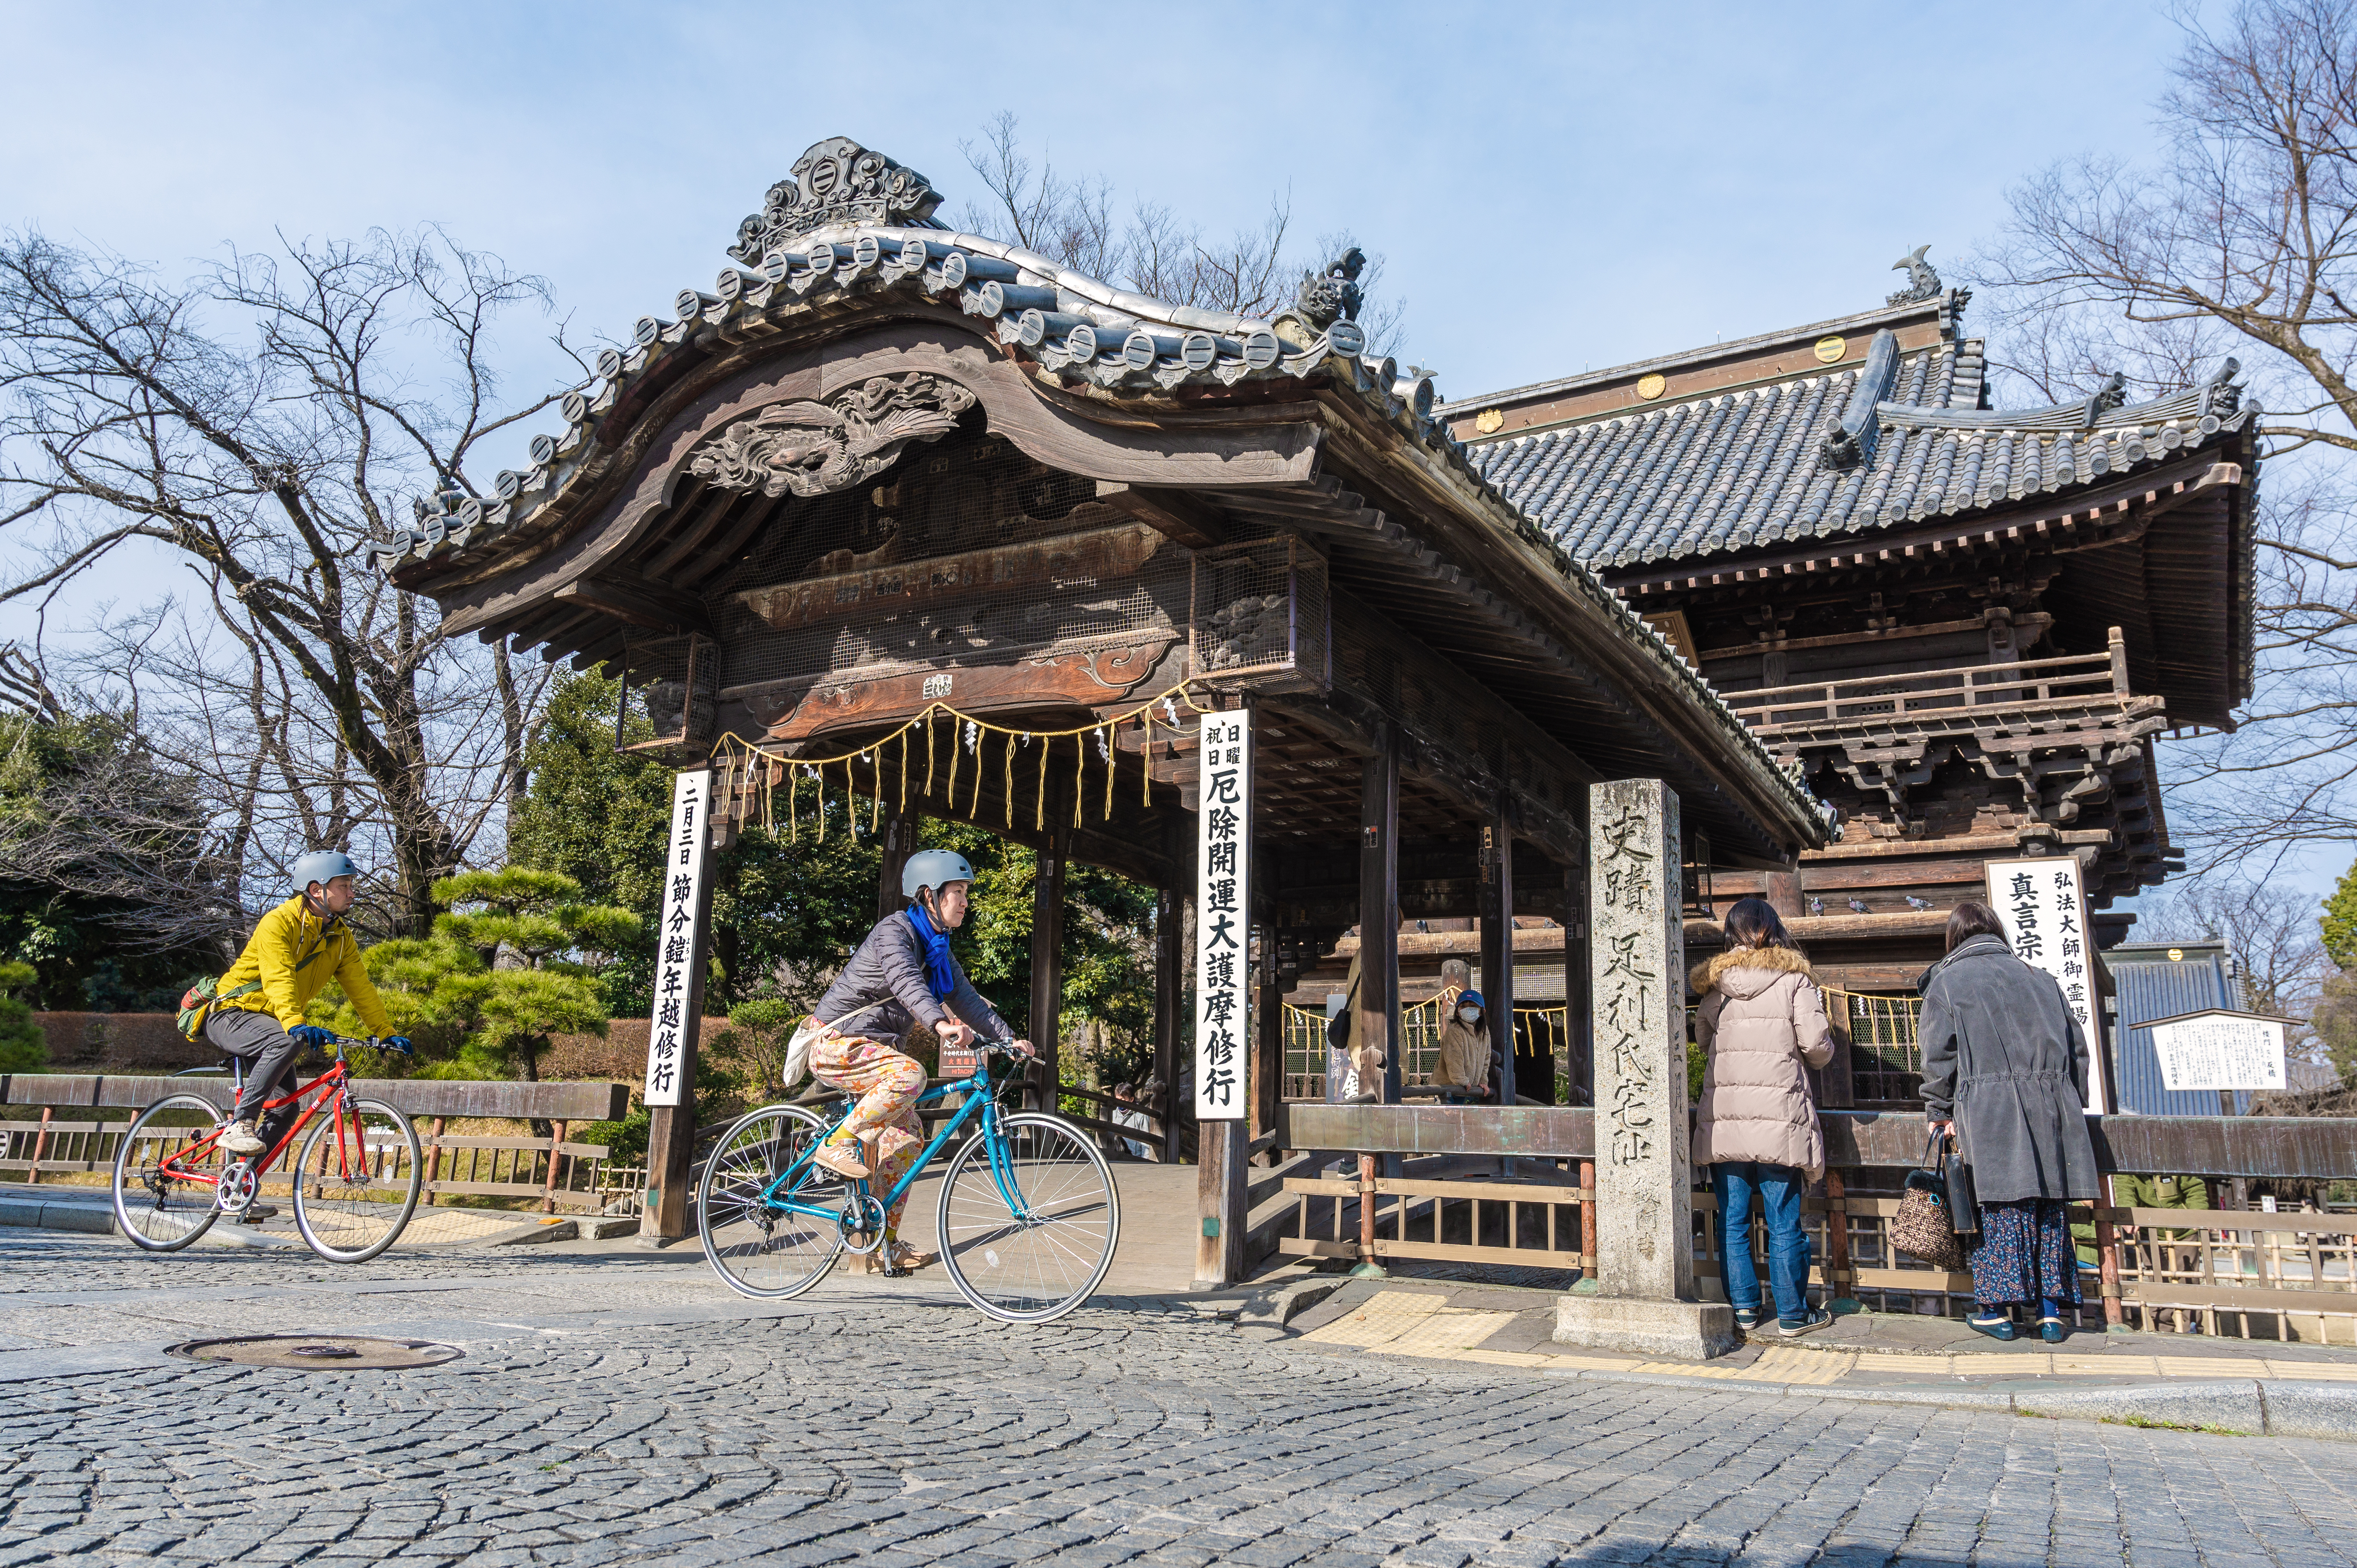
left=176, top=976, right=261, bottom=1042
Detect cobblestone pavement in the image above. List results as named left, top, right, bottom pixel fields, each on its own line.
left=4, top=1232, right=2357, bottom=1566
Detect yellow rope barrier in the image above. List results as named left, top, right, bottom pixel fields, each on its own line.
left=708, top=679, right=1218, bottom=845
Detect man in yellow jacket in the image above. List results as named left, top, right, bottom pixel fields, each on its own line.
left=206, top=851, right=406, bottom=1158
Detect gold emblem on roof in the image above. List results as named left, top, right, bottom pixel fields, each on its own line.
left=1473, top=408, right=1504, bottom=434
left=1814, top=335, right=1846, bottom=363
left=2168, top=947, right=2184, bottom=962
left=1635, top=373, right=1667, bottom=400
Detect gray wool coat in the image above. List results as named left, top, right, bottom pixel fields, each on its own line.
left=1917, top=934, right=2101, bottom=1203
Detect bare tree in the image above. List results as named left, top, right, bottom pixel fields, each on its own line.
left=1973, top=0, right=2357, bottom=863
left=0, top=228, right=574, bottom=935
left=953, top=113, right=1408, bottom=351
left=2137, top=873, right=2332, bottom=1056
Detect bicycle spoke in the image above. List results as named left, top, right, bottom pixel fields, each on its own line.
left=292, top=1098, right=421, bottom=1263
left=110, top=1095, right=231, bottom=1252
left=699, top=1106, right=844, bottom=1299
left=937, top=1113, right=1119, bottom=1323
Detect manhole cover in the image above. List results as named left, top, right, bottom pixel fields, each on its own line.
left=166, top=1334, right=463, bottom=1370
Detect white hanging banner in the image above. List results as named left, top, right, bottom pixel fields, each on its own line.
left=1983, top=856, right=2111, bottom=1114
left=642, top=768, right=713, bottom=1108
left=2149, top=1010, right=2287, bottom=1093
left=1193, top=710, right=1253, bottom=1121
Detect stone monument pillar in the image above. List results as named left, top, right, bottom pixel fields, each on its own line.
left=1554, top=777, right=1734, bottom=1359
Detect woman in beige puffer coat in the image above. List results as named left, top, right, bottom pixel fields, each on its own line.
left=1691, top=897, right=1835, bottom=1335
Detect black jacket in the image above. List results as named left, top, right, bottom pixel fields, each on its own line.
left=815, top=910, right=1010, bottom=1045
left=1918, top=934, right=2101, bottom=1203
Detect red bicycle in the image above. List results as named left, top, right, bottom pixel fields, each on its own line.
left=110, top=1033, right=423, bottom=1263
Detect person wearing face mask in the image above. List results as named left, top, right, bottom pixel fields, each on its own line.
left=1433, top=988, right=1493, bottom=1098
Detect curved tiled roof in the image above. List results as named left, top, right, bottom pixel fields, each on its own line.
left=374, top=228, right=1434, bottom=578
left=1469, top=335, right=2255, bottom=571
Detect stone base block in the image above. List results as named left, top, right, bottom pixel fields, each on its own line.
left=1554, top=1295, right=1736, bottom=1360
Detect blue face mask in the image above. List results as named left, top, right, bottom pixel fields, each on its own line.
left=906, top=901, right=956, bottom=1000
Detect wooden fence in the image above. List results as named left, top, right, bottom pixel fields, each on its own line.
left=2, top=1074, right=637, bottom=1217
left=1270, top=1104, right=2357, bottom=1339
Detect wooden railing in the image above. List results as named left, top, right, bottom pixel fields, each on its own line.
left=1723, top=634, right=2134, bottom=733
left=1279, top=1158, right=1592, bottom=1272
left=1280, top=1001, right=1575, bottom=1101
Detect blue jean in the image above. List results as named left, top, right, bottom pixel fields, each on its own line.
left=1712, top=1161, right=1812, bottom=1323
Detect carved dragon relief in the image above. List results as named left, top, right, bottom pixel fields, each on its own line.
left=686, top=374, right=977, bottom=500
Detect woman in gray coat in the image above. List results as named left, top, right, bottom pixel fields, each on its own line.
left=1919, top=901, right=2101, bottom=1343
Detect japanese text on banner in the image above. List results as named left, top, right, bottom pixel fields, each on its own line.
left=1193, top=712, right=1252, bottom=1122
left=643, top=769, right=713, bottom=1108
left=1982, top=856, right=2108, bottom=1113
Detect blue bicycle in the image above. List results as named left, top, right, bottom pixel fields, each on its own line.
left=696, top=1040, right=1121, bottom=1322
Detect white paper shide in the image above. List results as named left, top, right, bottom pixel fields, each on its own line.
left=1982, top=856, right=2109, bottom=1113
left=1192, top=711, right=1252, bottom=1122
left=642, top=769, right=712, bottom=1108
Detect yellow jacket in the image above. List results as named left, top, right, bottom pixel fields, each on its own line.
left=214, top=895, right=394, bottom=1038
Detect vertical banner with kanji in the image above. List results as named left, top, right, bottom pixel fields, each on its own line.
left=1193, top=710, right=1253, bottom=1121
left=643, top=768, right=713, bottom=1108
left=1983, top=856, right=2112, bottom=1114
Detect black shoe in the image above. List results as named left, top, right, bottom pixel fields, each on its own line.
left=1776, top=1308, right=1834, bottom=1338
left=1732, top=1308, right=1764, bottom=1332
left=228, top=1204, right=278, bottom=1223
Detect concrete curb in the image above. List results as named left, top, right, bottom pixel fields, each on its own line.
left=0, top=1197, right=114, bottom=1235
left=477, top=1218, right=578, bottom=1247
left=1540, top=1363, right=2357, bottom=1440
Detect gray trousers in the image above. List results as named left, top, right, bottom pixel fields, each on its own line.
left=202, top=1008, right=303, bottom=1143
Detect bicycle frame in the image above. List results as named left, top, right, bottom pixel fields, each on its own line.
left=758, top=1056, right=1033, bottom=1224
left=152, top=1042, right=369, bottom=1194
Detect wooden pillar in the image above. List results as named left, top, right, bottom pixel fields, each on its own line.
left=1763, top=870, right=1803, bottom=920
left=2096, top=1171, right=2126, bottom=1329
left=1254, top=920, right=1283, bottom=1144
left=1029, top=815, right=1069, bottom=1096
left=1194, top=1120, right=1250, bottom=1286
left=1824, top=1168, right=1855, bottom=1310
left=424, top=1117, right=444, bottom=1207
left=540, top=1120, right=568, bottom=1215
left=26, top=1107, right=50, bottom=1185
left=1358, top=724, right=1402, bottom=1104
left=1566, top=858, right=1592, bottom=1105
left=640, top=776, right=719, bottom=1245
left=877, top=803, right=922, bottom=922
left=1480, top=802, right=1517, bottom=1106
left=1153, top=883, right=1180, bottom=1162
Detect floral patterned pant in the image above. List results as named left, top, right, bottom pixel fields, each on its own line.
left=808, top=1026, right=927, bottom=1227
left=1968, top=1197, right=2083, bottom=1308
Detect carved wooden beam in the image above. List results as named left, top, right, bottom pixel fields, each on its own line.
left=1094, top=482, right=1227, bottom=548
left=552, top=575, right=713, bottom=635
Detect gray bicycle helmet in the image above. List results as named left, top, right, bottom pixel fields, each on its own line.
left=901, top=849, right=975, bottom=900
left=291, top=849, right=358, bottom=893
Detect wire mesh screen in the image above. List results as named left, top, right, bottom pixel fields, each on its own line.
left=1836, top=989, right=1924, bottom=1103
left=1192, top=534, right=1328, bottom=680
left=621, top=633, right=717, bottom=748
left=714, top=431, right=1193, bottom=690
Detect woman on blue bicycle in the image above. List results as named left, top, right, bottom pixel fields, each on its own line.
left=800, top=849, right=1031, bottom=1276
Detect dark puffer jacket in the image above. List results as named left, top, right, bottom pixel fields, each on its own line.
left=814, top=910, right=1009, bottom=1046
left=1691, top=945, right=1835, bottom=1180
left=1917, top=933, right=2100, bottom=1203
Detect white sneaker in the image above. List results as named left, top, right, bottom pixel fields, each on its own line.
left=220, top=1120, right=264, bottom=1155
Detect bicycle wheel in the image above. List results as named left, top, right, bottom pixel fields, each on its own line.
left=937, top=1111, right=1120, bottom=1323
left=291, top=1097, right=422, bottom=1263
left=111, top=1095, right=231, bottom=1251
left=698, top=1104, right=851, bottom=1299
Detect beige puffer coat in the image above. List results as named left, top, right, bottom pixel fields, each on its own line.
left=1690, top=945, right=1835, bottom=1180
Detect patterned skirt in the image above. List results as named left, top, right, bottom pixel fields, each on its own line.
left=1967, top=1197, right=2082, bottom=1307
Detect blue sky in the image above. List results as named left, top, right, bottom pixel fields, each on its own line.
left=9, top=0, right=2263, bottom=899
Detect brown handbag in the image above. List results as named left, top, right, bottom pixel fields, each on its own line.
left=1893, top=1132, right=1967, bottom=1271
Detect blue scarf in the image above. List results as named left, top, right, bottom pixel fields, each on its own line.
left=906, top=903, right=956, bottom=1000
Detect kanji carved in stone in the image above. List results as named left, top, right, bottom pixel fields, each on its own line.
left=687, top=374, right=977, bottom=499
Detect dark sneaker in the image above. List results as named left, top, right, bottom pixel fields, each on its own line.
left=1732, top=1308, right=1764, bottom=1332
left=2039, top=1315, right=2068, bottom=1344
left=1776, top=1308, right=1835, bottom=1338
left=1966, top=1311, right=2018, bottom=1341
left=230, top=1204, right=278, bottom=1223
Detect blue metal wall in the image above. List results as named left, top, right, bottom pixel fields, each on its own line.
left=2105, top=942, right=2247, bottom=1116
